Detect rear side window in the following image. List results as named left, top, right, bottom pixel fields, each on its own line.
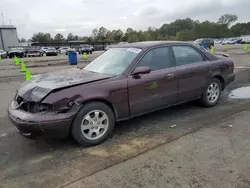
left=172, top=46, right=205, bottom=66
left=136, top=47, right=174, bottom=71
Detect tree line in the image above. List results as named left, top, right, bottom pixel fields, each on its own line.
left=19, top=14, right=250, bottom=43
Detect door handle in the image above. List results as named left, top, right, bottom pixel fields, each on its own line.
left=165, top=73, right=174, bottom=78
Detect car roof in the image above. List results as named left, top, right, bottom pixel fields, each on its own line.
left=115, top=41, right=192, bottom=49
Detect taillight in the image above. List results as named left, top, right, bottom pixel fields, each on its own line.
left=232, top=61, right=234, bottom=73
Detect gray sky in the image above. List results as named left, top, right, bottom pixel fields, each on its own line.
left=1, top=0, right=250, bottom=39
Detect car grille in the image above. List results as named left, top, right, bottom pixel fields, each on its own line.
left=16, top=96, right=54, bottom=113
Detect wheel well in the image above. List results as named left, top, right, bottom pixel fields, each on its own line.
left=80, top=99, right=117, bottom=121
left=213, top=76, right=225, bottom=90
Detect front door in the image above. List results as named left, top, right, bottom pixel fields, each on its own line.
left=128, top=46, right=178, bottom=117
left=171, top=45, right=211, bottom=103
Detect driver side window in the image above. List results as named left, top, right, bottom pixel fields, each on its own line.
left=136, top=46, right=174, bottom=71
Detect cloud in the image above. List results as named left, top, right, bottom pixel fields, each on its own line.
left=1, top=0, right=250, bottom=39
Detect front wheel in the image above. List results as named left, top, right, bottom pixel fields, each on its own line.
left=71, top=102, right=115, bottom=146
left=201, top=78, right=222, bottom=107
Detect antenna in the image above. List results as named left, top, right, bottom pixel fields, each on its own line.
left=1, top=12, right=4, bottom=25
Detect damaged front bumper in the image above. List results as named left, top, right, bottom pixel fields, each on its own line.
left=8, top=101, right=78, bottom=139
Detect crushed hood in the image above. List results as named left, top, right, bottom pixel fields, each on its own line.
left=17, top=68, right=114, bottom=102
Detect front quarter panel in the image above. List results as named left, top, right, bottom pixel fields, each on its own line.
left=42, top=76, right=129, bottom=120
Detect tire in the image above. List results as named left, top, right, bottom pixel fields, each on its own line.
left=71, top=102, right=115, bottom=146
left=201, top=78, right=222, bottom=107
left=90, top=51, right=92, bottom=54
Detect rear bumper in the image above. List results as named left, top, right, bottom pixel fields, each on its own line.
left=27, top=54, right=40, bottom=56
left=46, top=52, right=57, bottom=56
left=8, top=101, right=76, bottom=139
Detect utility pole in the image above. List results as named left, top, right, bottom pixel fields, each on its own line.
left=1, top=12, right=4, bottom=25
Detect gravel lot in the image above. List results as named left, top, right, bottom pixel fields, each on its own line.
left=0, top=45, right=250, bottom=188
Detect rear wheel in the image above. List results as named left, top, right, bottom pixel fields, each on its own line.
left=71, top=102, right=115, bottom=146
left=201, top=78, right=222, bottom=107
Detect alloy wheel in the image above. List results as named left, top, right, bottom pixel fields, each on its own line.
left=206, top=82, right=220, bottom=103
left=80, top=110, right=109, bottom=140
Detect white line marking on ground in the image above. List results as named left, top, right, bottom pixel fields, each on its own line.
left=0, top=133, right=8, bottom=137
left=235, top=66, right=250, bottom=69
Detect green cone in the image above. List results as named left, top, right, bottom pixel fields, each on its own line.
left=20, top=61, right=26, bottom=72
left=25, top=69, right=31, bottom=80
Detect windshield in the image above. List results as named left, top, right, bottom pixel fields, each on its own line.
left=84, top=48, right=141, bottom=75
left=47, top=47, right=56, bottom=50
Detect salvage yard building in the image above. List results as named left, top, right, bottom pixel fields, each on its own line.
left=0, top=25, right=19, bottom=51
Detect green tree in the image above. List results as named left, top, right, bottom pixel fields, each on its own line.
left=92, top=28, right=98, bottom=40
left=217, top=14, right=238, bottom=26
left=67, top=33, right=75, bottom=41
left=30, top=14, right=250, bottom=43
left=98, top=27, right=108, bottom=41
left=31, top=32, right=52, bottom=42
left=113, top=29, right=124, bottom=42
left=54, top=33, right=65, bottom=41
left=19, top=38, right=26, bottom=42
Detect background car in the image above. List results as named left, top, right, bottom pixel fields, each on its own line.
left=7, top=47, right=26, bottom=58
left=240, top=38, right=250, bottom=44
left=194, top=38, right=214, bottom=48
left=104, top=44, right=116, bottom=51
left=90, top=45, right=95, bottom=51
left=43, top=47, right=58, bottom=56
left=27, top=48, right=42, bottom=57
left=40, top=47, right=49, bottom=55
left=0, top=49, right=7, bottom=59
left=59, top=47, right=71, bottom=54
left=79, top=44, right=93, bottom=54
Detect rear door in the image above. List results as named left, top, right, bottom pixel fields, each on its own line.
left=128, top=46, right=178, bottom=116
left=171, top=45, right=211, bottom=103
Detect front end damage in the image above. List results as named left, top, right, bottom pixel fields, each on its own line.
left=8, top=93, right=82, bottom=139
left=8, top=68, right=114, bottom=139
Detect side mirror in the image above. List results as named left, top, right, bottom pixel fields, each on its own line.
left=132, top=66, right=151, bottom=76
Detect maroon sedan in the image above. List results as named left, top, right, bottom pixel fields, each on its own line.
left=8, top=41, right=235, bottom=146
